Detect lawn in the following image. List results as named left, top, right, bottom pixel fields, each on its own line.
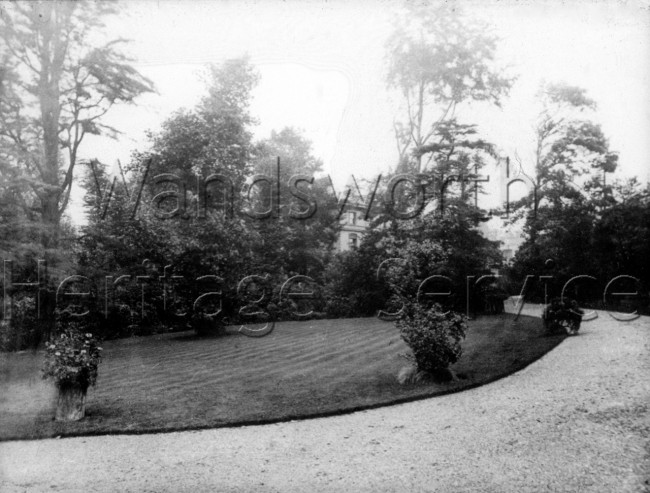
left=0, top=314, right=564, bottom=441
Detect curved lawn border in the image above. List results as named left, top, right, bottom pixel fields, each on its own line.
left=0, top=313, right=566, bottom=441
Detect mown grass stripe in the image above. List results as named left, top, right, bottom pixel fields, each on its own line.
left=0, top=315, right=564, bottom=441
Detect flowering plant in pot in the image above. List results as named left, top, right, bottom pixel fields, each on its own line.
left=542, top=297, right=584, bottom=335
left=41, top=317, right=103, bottom=421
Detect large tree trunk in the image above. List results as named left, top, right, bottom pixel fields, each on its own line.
left=55, top=384, right=87, bottom=421
left=38, top=1, right=65, bottom=250
left=40, top=194, right=61, bottom=249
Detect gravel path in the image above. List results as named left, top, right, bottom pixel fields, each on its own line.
left=1, top=307, right=649, bottom=492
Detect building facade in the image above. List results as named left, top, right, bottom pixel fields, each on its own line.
left=477, top=215, right=524, bottom=264
left=336, top=205, right=369, bottom=252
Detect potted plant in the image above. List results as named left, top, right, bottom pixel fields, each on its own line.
left=42, top=322, right=103, bottom=421
left=542, top=297, right=584, bottom=335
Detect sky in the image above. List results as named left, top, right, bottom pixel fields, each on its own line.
left=71, top=0, right=650, bottom=220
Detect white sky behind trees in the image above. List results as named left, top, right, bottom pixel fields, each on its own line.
left=70, top=0, right=650, bottom=221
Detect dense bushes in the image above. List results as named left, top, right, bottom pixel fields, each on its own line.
left=322, top=248, right=391, bottom=318
left=0, top=294, right=54, bottom=351
left=190, top=312, right=226, bottom=336
left=396, top=302, right=467, bottom=377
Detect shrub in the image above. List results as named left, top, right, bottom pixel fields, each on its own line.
left=377, top=294, right=406, bottom=321
left=322, top=250, right=391, bottom=317
left=396, top=302, right=467, bottom=375
left=190, top=312, right=226, bottom=336
left=0, top=295, right=44, bottom=351
left=324, top=295, right=355, bottom=319
left=274, top=298, right=300, bottom=321
left=41, top=315, right=103, bottom=390
left=542, top=297, right=584, bottom=335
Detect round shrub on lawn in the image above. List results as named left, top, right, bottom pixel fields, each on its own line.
left=190, top=312, right=226, bottom=337
left=396, top=302, right=467, bottom=375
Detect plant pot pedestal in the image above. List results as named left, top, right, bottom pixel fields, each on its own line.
left=55, top=384, right=88, bottom=421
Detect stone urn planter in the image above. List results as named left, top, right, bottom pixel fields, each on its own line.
left=542, top=297, right=584, bottom=335
left=42, top=318, right=102, bottom=422
left=55, top=383, right=89, bottom=421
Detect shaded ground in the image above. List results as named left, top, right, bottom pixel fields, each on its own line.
left=0, top=313, right=561, bottom=440
left=0, top=309, right=648, bottom=492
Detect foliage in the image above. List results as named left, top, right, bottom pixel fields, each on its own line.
left=142, top=56, right=257, bottom=184
left=0, top=295, right=40, bottom=351
left=382, top=214, right=501, bottom=311
left=250, top=127, right=340, bottom=281
left=0, top=1, right=153, bottom=246
left=592, top=180, right=650, bottom=285
left=190, top=311, right=226, bottom=337
left=76, top=58, right=340, bottom=334
left=386, top=2, right=513, bottom=171
left=0, top=1, right=151, bottom=348
left=508, top=82, right=618, bottom=226
left=507, top=83, right=625, bottom=301
left=41, top=316, right=103, bottom=389
left=76, top=58, right=261, bottom=334
left=396, top=302, right=467, bottom=373
left=323, top=295, right=357, bottom=319
left=358, top=2, right=508, bottom=319
left=542, top=297, right=583, bottom=335
left=506, top=84, right=650, bottom=314
left=322, top=233, right=393, bottom=317
left=323, top=202, right=502, bottom=317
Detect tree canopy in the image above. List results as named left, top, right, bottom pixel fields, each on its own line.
left=386, top=2, right=513, bottom=172
left=0, top=1, right=153, bottom=248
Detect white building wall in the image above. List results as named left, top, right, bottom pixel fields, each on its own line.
left=337, top=208, right=369, bottom=252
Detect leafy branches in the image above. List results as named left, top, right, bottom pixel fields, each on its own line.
left=386, top=3, right=513, bottom=171
left=0, top=1, right=153, bottom=242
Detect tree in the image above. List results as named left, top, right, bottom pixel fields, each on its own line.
left=251, top=127, right=339, bottom=280
left=347, top=3, right=510, bottom=315
left=77, top=58, right=262, bottom=334
left=322, top=227, right=395, bottom=318
left=510, top=83, right=618, bottom=214
left=0, top=1, right=153, bottom=248
left=592, top=178, right=650, bottom=298
left=508, top=83, right=620, bottom=299
left=386, top=2, right=513, bottom=173
left=77, top=155, right=259, bottom=336
left=142, top=56, right=258, bottom=185
left=383, top=3, right=512, bottom=230
left=77, top=58, right=341, bottom=331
